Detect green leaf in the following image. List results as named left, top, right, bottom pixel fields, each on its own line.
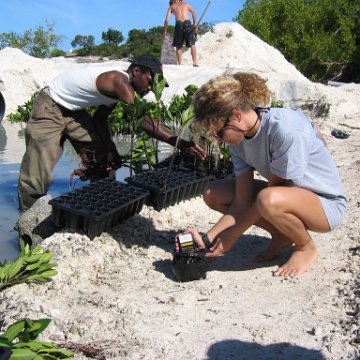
left=38, top=270, right=57, bottom=278
left=9, top=347, right=37, bottom=360
left=26, top=252, right=53, bottom=264
left=37, top=347, right=74, bottom=356
left=0, top=338, right=13, bottom=347
left=18, top=340, right=54, bottom=352
left=25, top=254, right=44, bottom=263
left=17, top=331, right=31, bottom=343
left=5, top=258, right=25, bottom=279
left=24, top=262, right=44, bottom=271
left=2, top=320, right=26, bottom=341
left=181, top=106, right=194, bottom=127
left=25, top=275, right=47, bottom=282
left=0, top=267, right=7, bottom=282
left=34, top=320, right=51, bottom=338
left=12, top=342, right=31, bottom=348
left=25, top=319, right=45, bottom=337
left=153, top=73, right=167, bottom=102
left=30, top=245, right=42, bottom=255
left=21, top=243, right=31, bottom=257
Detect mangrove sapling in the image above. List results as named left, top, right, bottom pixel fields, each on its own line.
left=0, top=246, right=74, bottom=359
left=0, top=318, right=74, bottom=359
left=7, top=93, right=37, bottom=124
left=167, top=84, right=198, bottom=130
left=117, top=74, right=169, bottom=174
left=147, top=73, right=169, bottom=167
left=119, top=92, right=154, bottom=175
left=0, top=244, right=57, bottom=291
left=162, top=105, right=195, bottom=189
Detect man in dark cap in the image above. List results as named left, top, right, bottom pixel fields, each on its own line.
left=18, top=54, right=206, bottom=212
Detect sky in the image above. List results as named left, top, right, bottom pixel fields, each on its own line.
left=0, top=0, right=245, bottom=52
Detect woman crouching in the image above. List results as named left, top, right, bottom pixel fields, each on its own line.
left=182, top=72, right=347, bottom=277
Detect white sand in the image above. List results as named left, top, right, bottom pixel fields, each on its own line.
left=0, top=23, right=359, bottom=359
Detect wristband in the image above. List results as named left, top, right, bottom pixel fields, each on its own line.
left=202, top=233, right=212, bottom=249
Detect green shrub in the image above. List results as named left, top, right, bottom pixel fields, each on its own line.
left=7, top=93, right=37, bottom=123
left=0, top=319, right=74, bottom=359
left=0, top=244, right=57, bottom=291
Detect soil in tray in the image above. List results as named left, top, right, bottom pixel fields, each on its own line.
left=156, top=153, right=233, bottom=179
left=125, top=168, right=199, bottom=191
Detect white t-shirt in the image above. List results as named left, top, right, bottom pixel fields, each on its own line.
left=48, top=66, right=129, bottom=111
left=230, top=108, right=345, bottom=199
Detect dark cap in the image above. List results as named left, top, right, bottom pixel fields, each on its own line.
left=131, top=54, right=169, bottom=87
left=132, top=54, right=164, bottom=78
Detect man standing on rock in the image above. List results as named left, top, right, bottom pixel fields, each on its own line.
left=164, top=0, right=199, bottom=67
left=18, top=54, right=206, bottom=212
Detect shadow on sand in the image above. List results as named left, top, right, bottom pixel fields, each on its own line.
left=206, top=339, right=325, bottom=360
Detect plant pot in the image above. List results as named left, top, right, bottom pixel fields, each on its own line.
left=49, top=178, right=150, bottom=239
left=172, top=250, right=207, bottom=282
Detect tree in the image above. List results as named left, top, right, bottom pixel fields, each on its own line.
left=0, top=21, right=63, bottom=58
left=124, top=26, right=165, bottom=59
left=235, top=0, right=360, bottom=82
left=101, top=28, right=124, bottom=45
left=71, top=34, right=95, bottom=55
left=197, top=22, right=214, bottom=36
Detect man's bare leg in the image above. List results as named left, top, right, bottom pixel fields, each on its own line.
left=176, top=47, right=182, bottom=65
left=191, top=45, right=198, bottom=66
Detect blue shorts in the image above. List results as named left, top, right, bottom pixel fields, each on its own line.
left=318, top=194, right=347, bottom=230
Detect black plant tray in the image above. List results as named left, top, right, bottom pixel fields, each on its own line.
left=155, top=154, right=195, bottom=172
left=125, top=168, right=214, bottom=211
left=49, top=178, right=150, bottom=239
left=156, top=154, right=234, bottom=179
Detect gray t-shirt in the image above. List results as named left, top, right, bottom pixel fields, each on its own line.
left=230, top=108, right=345, bottom=199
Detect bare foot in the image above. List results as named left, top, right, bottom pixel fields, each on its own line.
left=253, top=235, right=293, bottom=263
left=273, top=239, right=318, bottom=277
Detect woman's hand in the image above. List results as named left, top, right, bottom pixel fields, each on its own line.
left=203, top=236, right=225, bottom=258
left=175, top=227, right=205, bottom=252
left=174, top=227, right=224, bottom=257
left=175, top=227, right=233, bottom=258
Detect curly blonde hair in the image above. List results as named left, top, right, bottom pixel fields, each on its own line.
left=193, top=72, right=271, bottom=138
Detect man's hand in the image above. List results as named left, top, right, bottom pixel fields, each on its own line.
left=107, top=148, right=122, bottom=169
left=179, top=139, right=206, bottom=161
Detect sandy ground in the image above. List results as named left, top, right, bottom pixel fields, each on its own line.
left=0, top=23, right=359, bottom=359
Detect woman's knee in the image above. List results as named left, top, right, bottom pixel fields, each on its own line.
left=202, top=183, right=216, bottom=208
left=257, top=188, right=283, bottom=218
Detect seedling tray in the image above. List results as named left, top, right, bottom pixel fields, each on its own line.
left=49, top=178, right=150, bottom=239
left=125, top=168, right=214, bottom=211
left=157, top=154, right=234, bottom=180
left=155, top=154, right=195, bottom=172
